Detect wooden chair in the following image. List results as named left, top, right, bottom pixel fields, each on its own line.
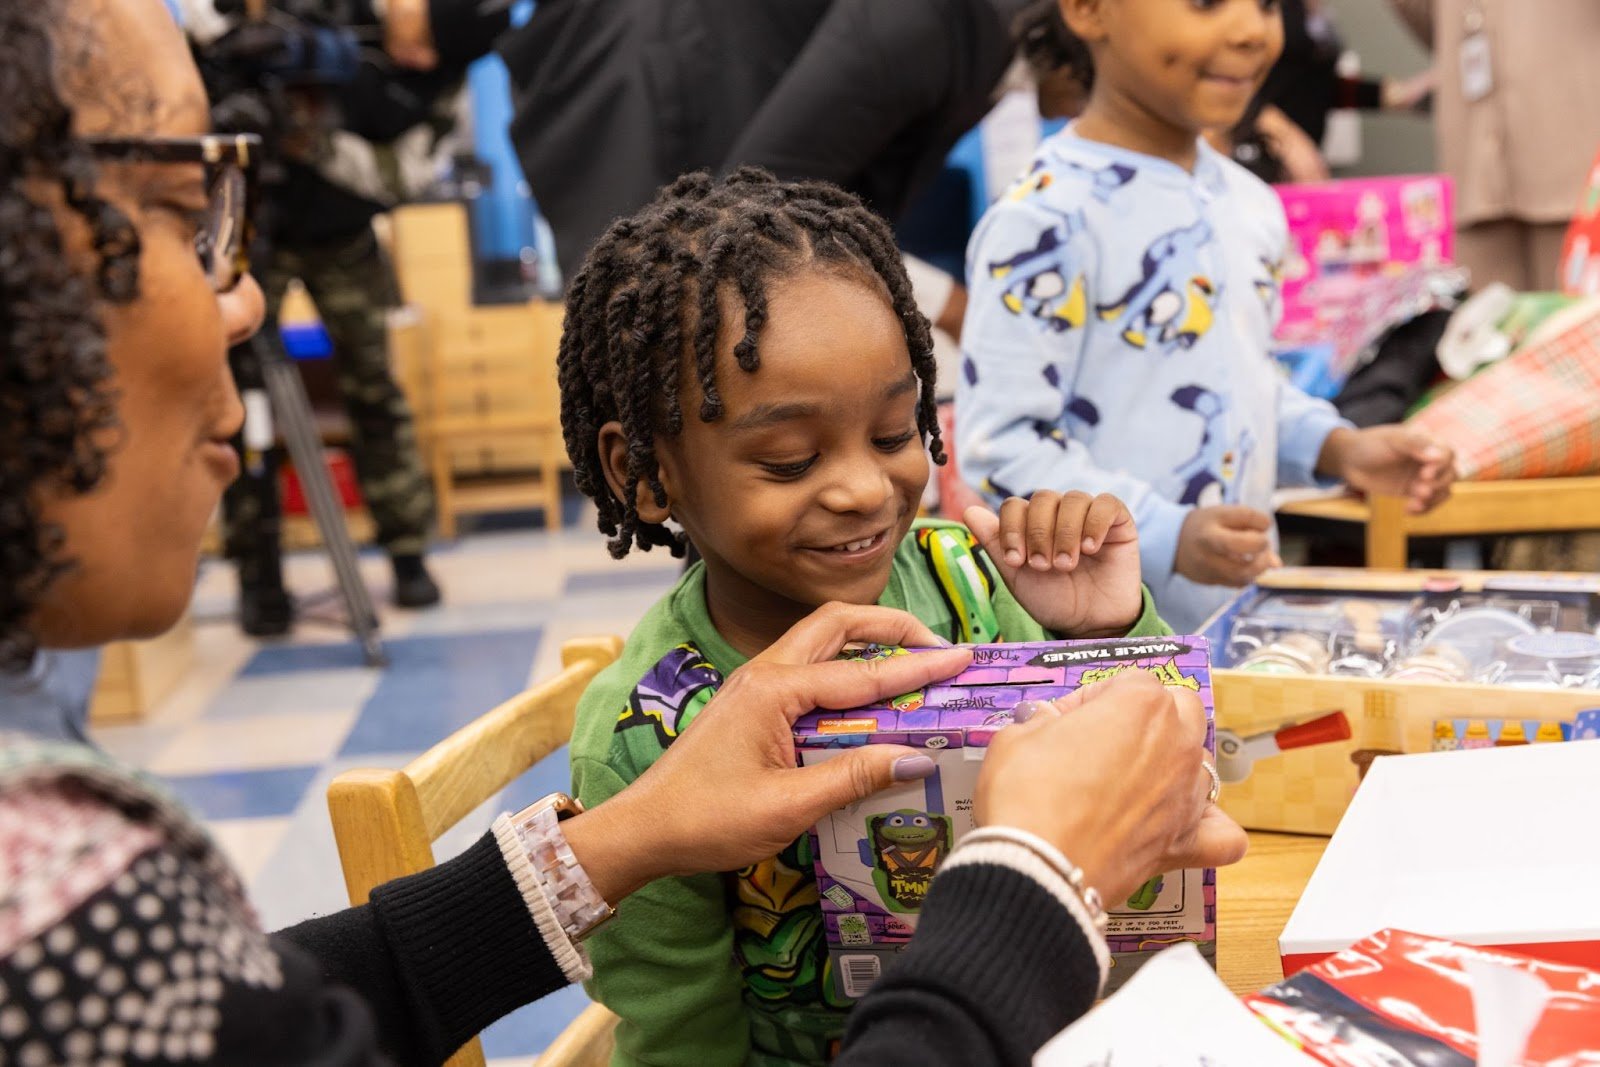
left=421, top=301, right=568, bottom=539
left=387, top=202, right=568, bottom=539
left=327, top=636, right=624, bottom=1067
left=534, top=1003, right=619, bottom=1067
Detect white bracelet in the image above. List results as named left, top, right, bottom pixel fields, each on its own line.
left=960, top=826, right=1108, bottom=932
left=509, top=799, right=615, bottom=942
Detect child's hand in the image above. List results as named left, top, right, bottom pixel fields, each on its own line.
left=1174, top=505, right=1280, bottom=587
left=1319, top=425, right=1456, bottom=515
left=963, top=493, right=1142, bottom=638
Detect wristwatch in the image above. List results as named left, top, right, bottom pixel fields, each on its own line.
left=509, top=793, right=616, bottom=942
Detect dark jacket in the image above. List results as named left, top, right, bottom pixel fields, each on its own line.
left=502, top=0, right=1026, bottom=281
left=0, top=736, right=1102, bottom=1066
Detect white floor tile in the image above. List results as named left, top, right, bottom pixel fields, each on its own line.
left=146, top=707, right=359, bottom=776
left=208, top=816, right=292, bottom=885
left=92, top=722, right=183, bottom=771
left=206, top=669, right=381, bottom=721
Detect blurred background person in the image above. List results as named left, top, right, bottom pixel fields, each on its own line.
left=1386, top=0, right=1600, bottom=573
left=498, top=0, right=1071, bottom=352
left=1390, top=0, right=1600, bottom=292
left=181, top=0, right=509, bottom=633
left=1228, top=0, right=1434, bottom=184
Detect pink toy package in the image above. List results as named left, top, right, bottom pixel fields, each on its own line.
left=1274, top=175, right=1456, bottom=375
left=792, top=635, right=1217, bottom=1000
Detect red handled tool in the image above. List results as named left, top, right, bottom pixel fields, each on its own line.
left=1215, top=711, right=1353, bottom=784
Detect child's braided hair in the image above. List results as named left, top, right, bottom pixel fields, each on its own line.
left=558, top=166, right=946, bottom=560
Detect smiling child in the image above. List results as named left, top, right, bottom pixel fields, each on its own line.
left=558, top=167, right=1170, bottom=1066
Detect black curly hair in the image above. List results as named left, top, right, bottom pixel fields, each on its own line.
left=558, top=167, right=946, bottom=560
left=0, top=0, right=142, bottom=671
left=1015, top=0, right=1095, bottom=93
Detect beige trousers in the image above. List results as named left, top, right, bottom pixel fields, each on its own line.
left=1455, top=220, right=1571, bottom=293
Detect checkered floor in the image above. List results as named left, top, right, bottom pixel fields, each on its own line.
left=91, top=514, right=678, bottom=1063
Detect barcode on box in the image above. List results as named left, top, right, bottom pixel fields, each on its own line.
left=839, top=954, right=882, bottom=999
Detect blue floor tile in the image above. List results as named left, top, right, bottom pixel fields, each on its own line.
left=480, top=982, right=590, bottom=1059
left=160, top=765, right=322, bottom=820
left=338, top=628, right=544, bottom=756
left=239, top=641, right=375, bottom=676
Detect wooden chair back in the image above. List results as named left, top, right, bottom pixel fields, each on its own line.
left=327, top=636, right=623, bottom=1067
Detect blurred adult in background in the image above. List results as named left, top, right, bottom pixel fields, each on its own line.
left=1227, top=0, right=1434, bottom=184
left=498, top=0, right=1048, bottom=341
left=1388, top=0, right=1600, bottom=575
left=1390, top=0, right=1600, bottom=292
left=181, top=0, right=511, bottom=633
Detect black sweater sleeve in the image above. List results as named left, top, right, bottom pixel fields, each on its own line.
left=276, top=831, right=568, bottom=1067
left=838, top=861, right=1103, bottom=1066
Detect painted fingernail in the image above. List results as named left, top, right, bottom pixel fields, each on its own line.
left=1055, top=553, right=1074, bottom=568
left=893, top=755, right=937, bottom=781
left=1013, top=700, right=1049, bottom=724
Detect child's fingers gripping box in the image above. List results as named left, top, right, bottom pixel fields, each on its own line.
left=793, top=636, right=1217, bottom=999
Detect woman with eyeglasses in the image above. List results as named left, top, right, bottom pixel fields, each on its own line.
left=0, top=1, right=1244, bottom=1064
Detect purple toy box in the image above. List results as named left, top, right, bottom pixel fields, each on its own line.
left=793, top=635, right=1217, bottom=999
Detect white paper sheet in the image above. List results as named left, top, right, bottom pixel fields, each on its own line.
left=1034, top=945, right=1315, bottom=1066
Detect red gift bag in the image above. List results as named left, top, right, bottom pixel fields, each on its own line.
left=1558, top=149, right=1600, bottom=296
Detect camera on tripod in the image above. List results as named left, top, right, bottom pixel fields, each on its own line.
left=193, top=0, right=375, bottom=162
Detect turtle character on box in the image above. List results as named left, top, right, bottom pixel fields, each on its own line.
left=1125, top=874, right=1164, bottom=911
left=867, top=810, right=952, bottom=912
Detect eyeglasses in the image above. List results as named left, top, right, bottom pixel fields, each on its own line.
left=83, top=134, right=261, bottom=293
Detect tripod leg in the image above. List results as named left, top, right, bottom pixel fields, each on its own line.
left=252, top=332, right=387, bottom=666
left=223, top=341, right=293, bottom=637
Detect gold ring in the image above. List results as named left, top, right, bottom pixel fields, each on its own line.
left=1202, top=758, right=1221, bottom=805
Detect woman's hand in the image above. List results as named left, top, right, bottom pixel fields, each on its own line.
left=382, top=0, right=440, bottom=69
left=1256, top=104, right=1331, bottom=184
left=964, top=494, right=1143, bottom=638
left=976, top=671, right=1248, bottom=903
left=1381, top=68, right=1436, bottom=112
left=562, top=604, right=974, bottom=903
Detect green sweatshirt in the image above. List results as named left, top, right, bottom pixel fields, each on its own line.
left=570, top=520, right=1169, bottom=1067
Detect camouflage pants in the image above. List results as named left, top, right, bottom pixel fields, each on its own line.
left=223, top=225, right=434, bottom=568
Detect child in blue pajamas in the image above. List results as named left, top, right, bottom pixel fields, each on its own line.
left=957, top=0, right=1456, bottom=631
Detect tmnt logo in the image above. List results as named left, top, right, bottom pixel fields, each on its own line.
left=868, top=810, right=952, bottom=913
